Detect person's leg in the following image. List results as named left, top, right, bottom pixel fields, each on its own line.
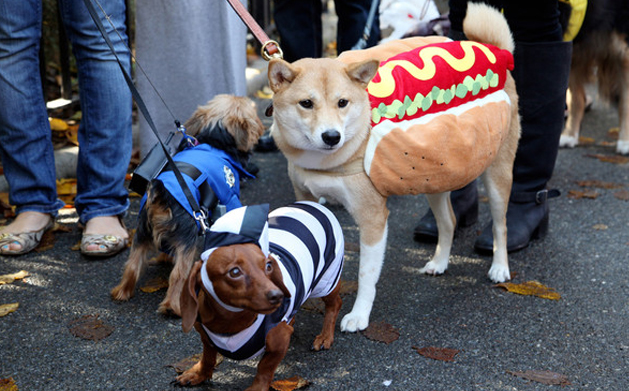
left=0, top=0, right=62, bottom=253
left=274, top=0, right=322, bottom=62
left=59, top=0, right=132, bottom=251
left=334, top=0, right=381, bottom=53
left=475, top=0, right=571, bottom=252
left=412, top=0, right=479, bottom=243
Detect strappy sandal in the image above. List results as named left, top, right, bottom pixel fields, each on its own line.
left=80, top=216, right=129, bottom=258
left=0, top=219, right=54, bottom=255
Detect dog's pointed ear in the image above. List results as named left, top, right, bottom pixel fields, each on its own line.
left=268, top=59, right=297, bottom=93
left=181, top=260, right=203, bottom=333
left=346, top=59, right=379, bottom=88
left=268, top=255, right=291, bottom=298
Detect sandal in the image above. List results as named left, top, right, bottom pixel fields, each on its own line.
left=80, top=216, right=129, bottom=257
left=0, top=219, right=54, bottom=255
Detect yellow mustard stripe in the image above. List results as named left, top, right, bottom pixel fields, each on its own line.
left=559, top=0, right=587, bottom=41
left=367, top=42, right=498, bottom=98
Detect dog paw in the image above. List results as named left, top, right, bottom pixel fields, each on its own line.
left=312, top=333, right=334, bottom=351
left=340, top=312, right=369, bottom=332
left=174, top=366, right=211, bottom=387
left=488, top=265, right=510, bottom=283
left=110, top=285, right=132, bottom=301
left=419, top=261, right=447, bottom=276
left=559, top=135, right=578, bottom=148
left=617, top=140, right=629, bottom=155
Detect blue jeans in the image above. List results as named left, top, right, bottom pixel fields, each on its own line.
left=0, top=0, right=132, bottom=224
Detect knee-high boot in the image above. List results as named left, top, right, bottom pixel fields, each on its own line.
left=475, top=40, right=572, bottom=253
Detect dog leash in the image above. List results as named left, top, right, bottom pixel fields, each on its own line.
left=352, top=0, right=379, bottom=50
left=225, top=0, right=283, bottom=60
left=82, top=0, right=215, bottom=234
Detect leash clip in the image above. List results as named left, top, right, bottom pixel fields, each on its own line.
left=175, top=120, right=198, bottom=149
left=194, top=208, right=211, bottom=234
left=261, top=40, right=283, bottom=61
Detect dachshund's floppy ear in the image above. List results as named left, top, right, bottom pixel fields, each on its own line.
left=268, top=255, right=291, bottom=298
left=180, top=260, right=203, bottom=333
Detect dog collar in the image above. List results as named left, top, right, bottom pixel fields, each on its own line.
left=200, top=259, right=244, bottom=313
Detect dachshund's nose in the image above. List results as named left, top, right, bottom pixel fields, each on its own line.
left=322, top=130, right=341, bottom=146
left=267, top=290, right=284, bottom=305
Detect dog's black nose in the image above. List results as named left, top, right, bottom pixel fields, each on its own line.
left=267, top=290, right=284, bottom=305
left=322, top=130, right=341, bottom=146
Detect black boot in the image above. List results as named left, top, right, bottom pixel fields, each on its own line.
left=413, top=181, right=478, bottom=243
left=474, top=40, right=572, bottom=254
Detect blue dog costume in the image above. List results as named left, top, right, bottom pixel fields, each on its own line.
left=142, top=143, right=254, bottom=227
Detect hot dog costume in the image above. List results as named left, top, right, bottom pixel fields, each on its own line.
left=338, top=37, right=515, bottom=196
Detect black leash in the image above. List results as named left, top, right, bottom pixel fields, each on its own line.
left=82, top=0, right=214, bottom=233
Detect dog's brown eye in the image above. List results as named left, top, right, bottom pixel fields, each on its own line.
left=299, top=99, right=313, bottom=109
left=265, top=262, right=273, bottom=273
left=338, top=99, right=348, bottom=108
left=228, top=267, right=242, bottom=279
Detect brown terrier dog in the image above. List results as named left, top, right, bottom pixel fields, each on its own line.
left=175, top=202, right=345, bottom=390
left=111, top=95, right=265, bottom=316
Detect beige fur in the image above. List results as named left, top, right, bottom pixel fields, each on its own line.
left=267, top=3, right=521, bottom=333
left=560, top=31, right=629, bottom=155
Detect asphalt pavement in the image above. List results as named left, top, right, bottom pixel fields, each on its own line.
left=2, top=59, right=629, bottom=391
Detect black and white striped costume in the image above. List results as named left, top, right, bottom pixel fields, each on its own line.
left=199, top=201, right=345, bottom=360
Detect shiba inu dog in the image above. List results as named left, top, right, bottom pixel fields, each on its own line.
left=267, top=3, right=520, bottom=332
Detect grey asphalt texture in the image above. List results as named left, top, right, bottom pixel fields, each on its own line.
left=2, top=76, right=629, bottom=390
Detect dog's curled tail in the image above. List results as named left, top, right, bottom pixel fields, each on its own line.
left=463, top=2, right=514, bottom=53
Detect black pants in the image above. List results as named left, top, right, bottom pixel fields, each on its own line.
left=274, top=0, right=381, bottom=62
left=449, top=0, right=563, bottom=42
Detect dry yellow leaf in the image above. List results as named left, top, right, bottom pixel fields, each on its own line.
left=66, top=125, right=79, bottom=146
left=577, top=136, right=595, bottom=145
left=271, top=376, right=310, bottom=391
left=0, top=377, right=18, bottom=391
left=495, top=281, right=561, bottom=300
left=140, top=277, right=169, bottom=293
left=49, top=117, right=68, bottom=131
left=0, top=270, right=29, bottom=285
left=56, top=178, right=77, bottom=195
left=592, top=224, right=608, bottom=230
left=0, top=303, right=19, bottom=317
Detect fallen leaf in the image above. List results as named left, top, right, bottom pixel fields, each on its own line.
left=167, top=353, right=223, bottom=374
left=592, top=224, right=608, bottom=230
left=0, top=303, right=19, bottom=317
left=49, top=117, right=68, bottom=131
left=578, top=136, right=595, bottom=145
left=338, top=280, right=357, bottom=296
left=413, top=346, right=460, bottom=362
left=575, top=180, right=625, bottom=189
left=140, top=277, right=169, bottom=293
left=0, top=193, right=15, bottom=219
left=0, top=377, right=18, bottom=391
left=271, top=376, right=310, bottom=391
left=495, top=281, right=561, bottom=300
left=0, top=270, right=29, bottom=285
left=361, top=321, right=399, bottom=344
left=255, top=86, right=273, bottom=100
left=56, top=178, right=77, bottom=195
left=586, top=153, right=629, bottom=164
left=567, top=189, right=599, bottom=199
left=607, top=127, right=619, bottom=139
left=33, top=230, right=55, bottom=253
left=344, top=241, right=360, bottom=253
left=301, top=298, right=325, bottom=314
left=614, top=190, right=629, bottom=201
left=507, top=370, right=571, bottom=386
left=65, top=125, right=79, bottom=146
left=70, top=240, right=81, bottom=251
left=68, top=314, right=114, bottom=341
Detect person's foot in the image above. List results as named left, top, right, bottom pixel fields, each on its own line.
left=81, top=216, right=129, bottom=257
left=0, top=212, right=53, bottom=254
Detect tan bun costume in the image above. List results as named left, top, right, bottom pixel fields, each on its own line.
left=338, top=37, right=515, bottom=197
